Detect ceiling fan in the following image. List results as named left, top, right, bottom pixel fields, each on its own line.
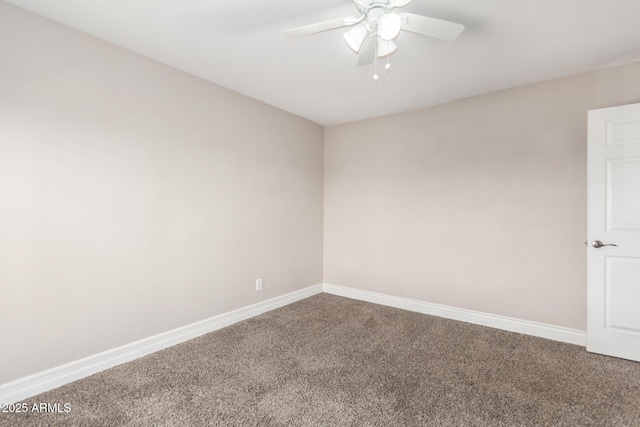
left=284, top=0, right=464, bottom=72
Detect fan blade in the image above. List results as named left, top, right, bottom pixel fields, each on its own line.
left=389, top=0, right=414, bottom=8
left=352, top=0, right=371, bottom=8
left=357, top=34, right=375, bottom=67
left=399, top=13, right=464, bottom=41
left=284, top=16, right=362, bottom=37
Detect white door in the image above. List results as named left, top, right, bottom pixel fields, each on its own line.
left=587, top=103, right=640, bottom=361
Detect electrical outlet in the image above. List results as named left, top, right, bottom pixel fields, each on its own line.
left=255, top=278, right=263, bottom=291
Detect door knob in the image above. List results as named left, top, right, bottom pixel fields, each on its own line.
left=591, top=240, right=618, bottom=248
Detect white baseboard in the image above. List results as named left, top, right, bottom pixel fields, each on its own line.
left=0, top=284, right=323, bottom=405
left=322, top=283, right=587, bottom=346
left=1, top=282, right=586, bottom=404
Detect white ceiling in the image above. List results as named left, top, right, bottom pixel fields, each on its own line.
left=6, top=0, right=640, bottom=126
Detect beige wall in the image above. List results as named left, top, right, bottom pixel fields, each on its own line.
left=324, top=61, right=640, bottom=330
left=0, top=2, right=323, bottom=384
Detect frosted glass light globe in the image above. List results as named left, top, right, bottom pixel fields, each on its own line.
left=378, top=13, right=402, bottom=41
left=344, top=24, right=368, bottom=53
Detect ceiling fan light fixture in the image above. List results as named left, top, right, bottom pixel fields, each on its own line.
left=285, top=0, right=464, bottom=80
left=377, top=13, right=402, bottom=41
left=344, top=24, right=368, bottom=53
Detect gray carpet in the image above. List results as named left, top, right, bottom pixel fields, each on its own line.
left=2, top=293, right=639, bottom=426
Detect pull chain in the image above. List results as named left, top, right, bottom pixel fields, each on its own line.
left=373, top=35, right=379, bottom=81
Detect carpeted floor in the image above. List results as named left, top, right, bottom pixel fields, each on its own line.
left=2, top=293, right=640, bottom=426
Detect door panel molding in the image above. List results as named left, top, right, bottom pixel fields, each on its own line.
left=587, top=102, right=640, bottom=362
